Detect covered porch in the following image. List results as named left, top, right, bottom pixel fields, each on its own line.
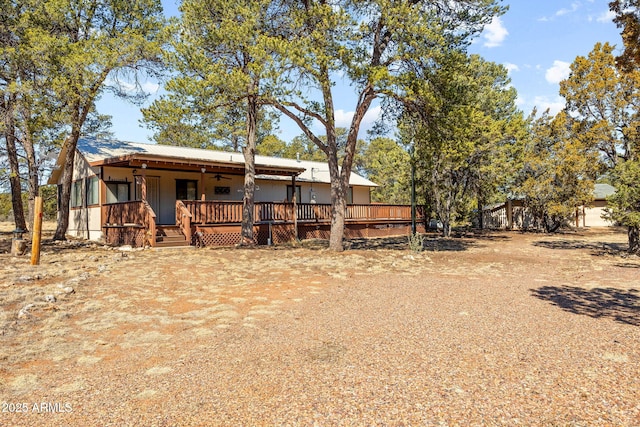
left=102, top=200, right=426, bottom=247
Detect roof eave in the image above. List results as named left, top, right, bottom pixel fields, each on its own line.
left=88, top=153, right=304, bottom=176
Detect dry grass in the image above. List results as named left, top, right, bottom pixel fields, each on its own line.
left=0, top=227, right=639, bottom=425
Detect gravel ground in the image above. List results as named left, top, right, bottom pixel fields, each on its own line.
left=1, top=227, right=639, bottom=426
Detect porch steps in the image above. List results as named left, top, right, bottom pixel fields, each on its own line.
left=155, top=226, right=190, bottom=248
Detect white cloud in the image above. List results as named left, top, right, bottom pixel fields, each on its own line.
left=539, top=2, right=582, bottom=21
left=597, top=10, right=616, bottom=23
left=504, top=62, right=520, bottom=74
left=483, top=16, right=508, bottom=48
left=545, top=60, right=571, bottom=84
left=556, top=2, right=580, bottom=17
left=533, top=96, right=565, bottom=115
left=334, top=109, right=355, bottom=128
left=313, top=105, right=383, bottom=137
left=333, top=106, right=381, bottom=129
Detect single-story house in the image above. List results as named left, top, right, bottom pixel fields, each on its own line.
left=482, top=183, right=617, bottom=230
left=49, top=137, right=423, bottom=247
left=581, top=183, right=616, bottom=227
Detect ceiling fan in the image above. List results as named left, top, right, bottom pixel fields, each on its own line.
left=213, top=173, right=231, bottom=181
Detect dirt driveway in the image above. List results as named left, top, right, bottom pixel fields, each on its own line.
left=1, top=226, right=639, bottom=426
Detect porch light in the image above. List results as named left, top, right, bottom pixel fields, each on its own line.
left=201, top=167, right=207, bottom=173
left=141, top=163, right=147, bottom=169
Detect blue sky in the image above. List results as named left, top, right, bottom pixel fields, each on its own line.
left=97, top=0, right=623, bottom=145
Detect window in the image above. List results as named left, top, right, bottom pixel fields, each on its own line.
left=176, top=179, right=198, bottom=200
left=86, top=176, right=99, bottom=206
left=71, top=180, right=83, bottom=208
left=347, top=186, right=354, bottom=204
left=106, top=182, right=130, bottom=203
left=287, top=185, right=301, bottom=202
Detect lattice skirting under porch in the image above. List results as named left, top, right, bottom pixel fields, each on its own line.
left=194, top=222, right=424, bottom=247
left=193, top=223, right=297, bottom=247
left=104, top=226, right=147, bottom=247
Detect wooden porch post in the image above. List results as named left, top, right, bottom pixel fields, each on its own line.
left=140, top=164, right=147, bottom=202
left=292, top=174, right=298, bottom=240
left=99, top=167, right=107, bottom=227
left=200, top=168, right=206, bottom=200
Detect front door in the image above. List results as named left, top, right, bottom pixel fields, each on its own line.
left=136, top=175, right=162, bottom=222
left=146, top=176, right=160, bottom=220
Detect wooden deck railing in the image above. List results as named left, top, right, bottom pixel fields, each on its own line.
left=103, top=201, right=148, bottom=226
left=176, top=200, right=192, bottom=244
left=181, top=201, right=424, bottom=224
left=103, top=200, right=424, bottom=247
left=142, top=201, right=157, bottom=247
left=102, top=200, right=158, bottom=246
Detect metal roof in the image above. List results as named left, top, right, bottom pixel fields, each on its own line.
left=50, top=137, right=377, bottom=187
left=594, top=183, right=616, bottom=199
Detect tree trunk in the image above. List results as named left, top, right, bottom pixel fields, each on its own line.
left=544, top=214, right=562, bottom=233
left=239, top=95, right=257, bottom=246
left=54, top=100, right=92, bottom=240
left=327, top=148, right=345, bottom=251
left=629, top=225, right=639, bottom=255
left=477, top=192, right=484, bottom=229
left=3, top=96, right=28, bottom=231
left=22, top=125, right=39, bottom=231
left=329, top=184, right=346, bottom=251
left=441, top=205, right=452, bottom=238
left=442, top=221, right=451, bottom=238
left=53, top=136, right=76, bottom=240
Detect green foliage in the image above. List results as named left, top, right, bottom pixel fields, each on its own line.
left=143, top=0, right=282, bottom=151
left=1, top=0, right=165, bottom=238
left=561, top=41, right=640, bottom=249
left=0, top=193, right=12, bottom=221
left=400, top=53, right=523, bottom=236
left=39, top=184, right=57, bottom=220
left=610, top=0, right=640, bottom=71
left=0, top=185, right=56, bottom=221
left=605, top=160, right=640, bottom=227
left=263, top=0, right=506, bottom=250
left=560, top=42, right=640, bottom=168
left=515, top=111, right=598, bottom=232
left=256, top=134, right=326, bottom=161
left=407, top=232, right=424, bottom=253
left=361, top=137, right=410, bottom=204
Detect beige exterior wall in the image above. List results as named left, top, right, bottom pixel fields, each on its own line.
left=66, top=154, right=103, bottom=240
left=68, top=206, right=102, bottom=240
left=583, top=201, right=614, bottom=227
left=71, top=152, right=98, bottom=181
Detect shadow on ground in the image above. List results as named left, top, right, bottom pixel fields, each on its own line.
left=533, top=240, right=628, bottom=256
left=0, top=235, right=103, bottom=256
left=615, top=262, right=640, bottom=269
left=531, top=285, right=640, bottom=326
left=292, top=234, right=485, bottom=252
